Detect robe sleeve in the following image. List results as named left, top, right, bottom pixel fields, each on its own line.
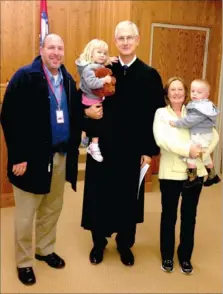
left=141, top=68, right=165, bottom=157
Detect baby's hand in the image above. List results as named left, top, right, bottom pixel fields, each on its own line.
left=103, top=75, right=112, bottom=84
left=110, top=56, right=118, bottom=63
left=169, top=121, right=176, bottom=127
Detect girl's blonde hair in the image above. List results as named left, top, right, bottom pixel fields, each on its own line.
left=79, top=39, right=110, bottom=65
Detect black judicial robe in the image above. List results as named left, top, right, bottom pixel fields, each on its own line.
left=81, top=58, right=165, bottom=236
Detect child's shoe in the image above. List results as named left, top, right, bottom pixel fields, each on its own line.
left=184, top=168, right=201, bottom=188
left=203, top=174, right=221, bottom=187
left=87, top=143, right=103, bottom=162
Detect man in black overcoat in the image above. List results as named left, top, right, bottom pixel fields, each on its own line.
left=0, top=34, right=82, bottom=285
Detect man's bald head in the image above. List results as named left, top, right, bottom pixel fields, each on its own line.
left=41, top=33, right=64, bottom=48
left=40, top=33, right=65, bottom=75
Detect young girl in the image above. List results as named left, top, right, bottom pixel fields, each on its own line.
left=169, top=79, right=221, bottom=187
left=75, top=39, right=116, bottom=162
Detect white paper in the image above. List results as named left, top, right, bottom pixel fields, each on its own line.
left=137, top=163, right=150, bottom=199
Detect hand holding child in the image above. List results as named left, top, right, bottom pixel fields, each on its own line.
left=189, top=143, right=202, bottom=159
left=169, top=121, right=176, bottom=127
left=110, top=56, right=118, bottom=63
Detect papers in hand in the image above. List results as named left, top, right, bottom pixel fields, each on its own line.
left=137, top=163, right=150, bottom=199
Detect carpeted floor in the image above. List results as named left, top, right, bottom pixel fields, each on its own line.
left=1, top=176, right=222, bottom=293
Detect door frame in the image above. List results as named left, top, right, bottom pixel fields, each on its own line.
left=213, top=57, right=222, bottom=174
left=149, top=22, right=210, bottom=78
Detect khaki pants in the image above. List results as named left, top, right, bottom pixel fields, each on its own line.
left=13, top=153, right=66, bottom=268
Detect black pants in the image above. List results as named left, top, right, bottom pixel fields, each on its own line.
left=159, top=179, right=203, bottom=262
left=91, top=225, right=136, bottom=250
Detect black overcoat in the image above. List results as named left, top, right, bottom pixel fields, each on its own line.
left=0, top=56, right=82, bottom=194
left=81, top=58, right=165, bottom=236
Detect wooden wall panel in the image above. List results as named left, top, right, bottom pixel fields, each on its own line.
left=0, top=0, right=221, bottom=196
left=1, top=0, right=221, bottom=95
left=34, top=1, right=94, bottom=82
left=0, top=84, right=7, bottom=104
left=67, top=1, right=93, bottom=81
left=90, top=1, right=131, bottom=55
left=1, top=0, right=131, bottom=84
left=2, top=0, right=220, bottom=100
left=0, top=0, right=36, bottom=84
left=0, top=1, right=134, bottom=207
left=131, top=0, right=222, bottom=105
left=33, top=1, right=131, bottom=83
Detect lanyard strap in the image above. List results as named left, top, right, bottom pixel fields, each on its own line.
left=43, top=65, right=63, bottom=108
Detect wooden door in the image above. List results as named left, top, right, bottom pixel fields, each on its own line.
left=150, top=23, right=209, bottom=174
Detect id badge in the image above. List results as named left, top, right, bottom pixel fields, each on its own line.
left=56, top=110, right=64, bottom=124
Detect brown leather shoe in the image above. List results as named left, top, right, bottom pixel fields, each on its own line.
left=17, top=267, right=36, bottom=285
left=35, top=252, right=65, bottom=269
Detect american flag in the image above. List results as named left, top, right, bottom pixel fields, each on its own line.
left=40, top=0, right=49, bottom=46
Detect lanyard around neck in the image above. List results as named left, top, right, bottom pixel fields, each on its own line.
left=43, top=65, right=63, bottom=109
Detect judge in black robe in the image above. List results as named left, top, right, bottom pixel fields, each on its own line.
left=81, top=20, right=165, bottom=266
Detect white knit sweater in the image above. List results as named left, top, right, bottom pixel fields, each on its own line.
left=153, top=105, right=219, bottom=180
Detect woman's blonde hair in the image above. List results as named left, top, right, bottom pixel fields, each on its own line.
left=164, top=76, right=189, bottom=106
left=79, top=39, right=110, bottom=65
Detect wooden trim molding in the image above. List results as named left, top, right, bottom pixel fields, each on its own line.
left=213, top=57, right=222, bottom=174
left=0, top=193, right=15, bottom=208
left=145, top=165, right=152, bottom=192
left=0, top=83, right=7, bottom=103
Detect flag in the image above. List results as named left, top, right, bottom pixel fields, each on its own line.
left=40, top=0, right=49, bottom=46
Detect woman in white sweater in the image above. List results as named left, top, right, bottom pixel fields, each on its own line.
left=153, top=77, right=219, bottom=275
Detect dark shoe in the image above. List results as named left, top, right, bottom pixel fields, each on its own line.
left=161, top=259, right=174, bottom=273
left=180, top=261, right=194, bottom=274
left=117, top=248, right=134, bottom=266
left=184, top=168, right=201, bottom=188
left=203, top=174, right=221, bottom=187
left=35, top=252, right=65, bottom=269
left=17, top=267, right=36, bottom=286
left=184, top=176, right=201, bottom=188
left=89, top=247, right=104, bottom=265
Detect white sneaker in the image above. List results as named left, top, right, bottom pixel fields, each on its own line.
left=87, top=143, right=103, bottom=162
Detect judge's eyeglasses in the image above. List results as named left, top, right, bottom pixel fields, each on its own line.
left=116, top=35, right=136, bottom=44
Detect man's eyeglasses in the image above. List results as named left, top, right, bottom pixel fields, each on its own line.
left=116, top=36, right=136, bottom=44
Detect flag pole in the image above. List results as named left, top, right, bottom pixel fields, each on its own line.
left=40, top=0, right=49, bottom=47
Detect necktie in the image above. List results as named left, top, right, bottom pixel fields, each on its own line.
left=123, top=65, right=128, bottom=75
